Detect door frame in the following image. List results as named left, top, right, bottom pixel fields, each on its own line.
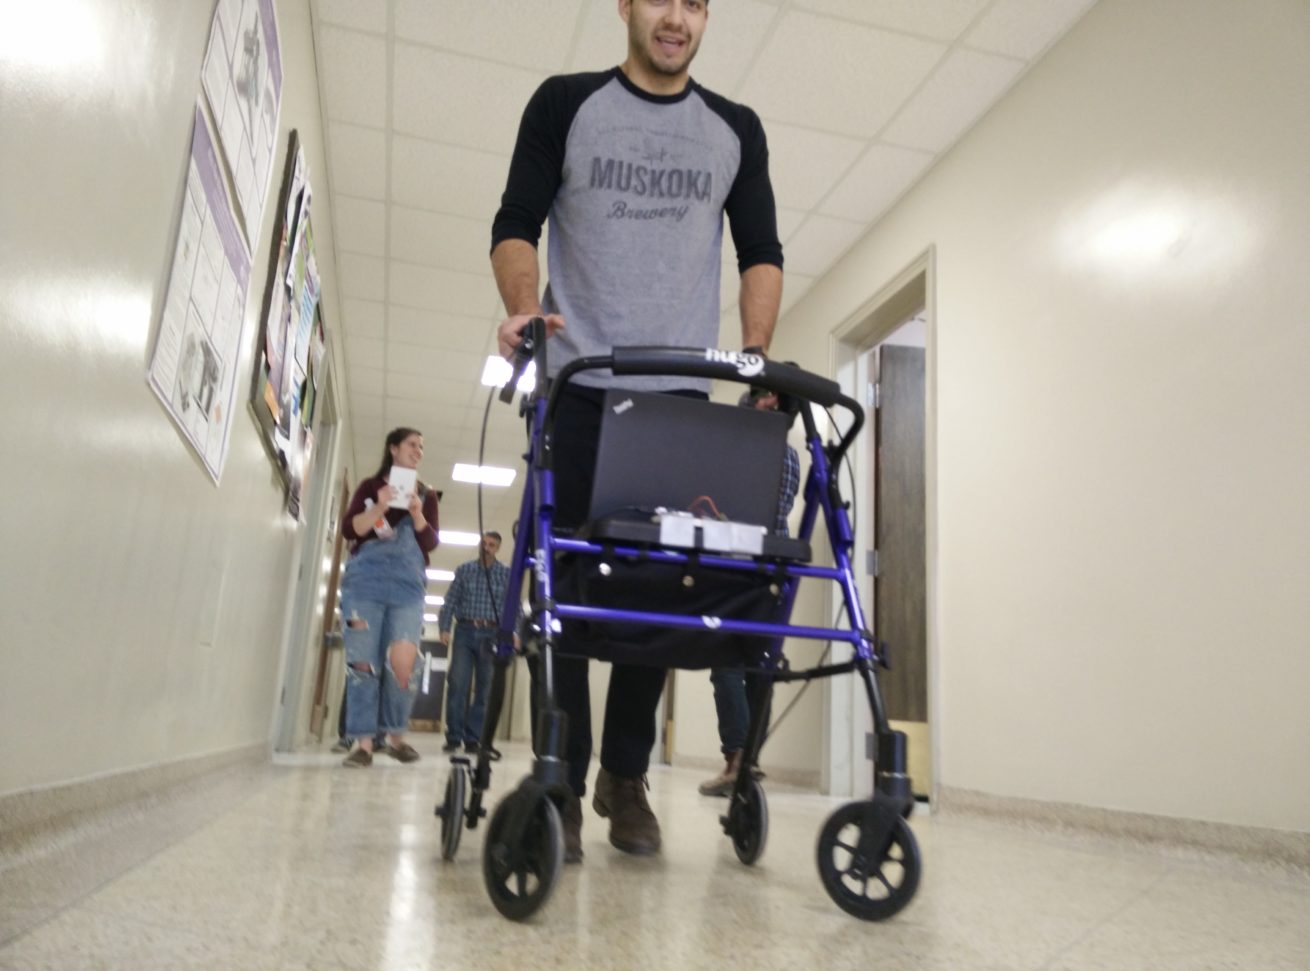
left=824, top=247, right=940, bottom=805
left=271, top=365, right=343, bottom=752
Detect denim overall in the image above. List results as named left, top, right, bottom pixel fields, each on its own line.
left=339, top=506, right=426, bottom=740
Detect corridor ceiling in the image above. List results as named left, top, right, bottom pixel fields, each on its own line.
left=309, top=0, right=1097, bottom=577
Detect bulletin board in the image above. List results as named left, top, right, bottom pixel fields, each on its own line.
left=250, top=129, right=327, bottom=520
left=146, top=104, right=252, bottom=484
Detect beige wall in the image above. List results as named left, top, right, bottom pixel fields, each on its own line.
left=0, top=0, right=346, bottom=796
left=772, top=0, right=1309, bottom=831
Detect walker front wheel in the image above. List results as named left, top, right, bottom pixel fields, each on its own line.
left=436, top=764, right=468, bottom=861
left=482, top=790, right=564, bottom=921
left=728, top=778, right=769, bottom=865
left=816, top=801, right=920, bottom=921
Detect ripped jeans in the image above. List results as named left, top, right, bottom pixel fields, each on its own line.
left=339, top=594, right=424, bottom=741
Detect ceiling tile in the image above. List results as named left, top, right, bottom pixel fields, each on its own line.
left=350, top=391, right=384, bottom=419
left=312, top=0, right=386, bottom=33
left=340, top=298, right=385, bottom=338
left=393, top=45, right=546, bottom=155
left=881, top=48, right=1026, bottom=153
left=386, top=341, right=483, bottom=381
left=688, top=0, right=784, bottom=96
left=567, top=3, right=626, bottom=73
left=790, top=0, right=989, bottom=40
left=382, top=397, right=451, bottom=435
left=818, top=143, right=935, bottom=223
left=765, top=122, right=866, bottom=211
left=333, top=195, right=386, bottom=257
left=316, top=26, right=388, bottom=126
left=391, top=136, right=509, bottom=221
left=775, top=207, right=807, bottom=244
left=328, top=123, right=387, bottom=200
left=350, top=415, right=385, bottom=448
left=389, top=207, right=490, bottom=275
left=348, top=365, right=385, bottom=396
left=390, top=262, right=499, bottom=318
left=783, top=214, right=867, bottom=277
left=393, top=0, right=581, bottom=74
left=344, top=335, right=385, bottom=370
left=338, top=252, right=386, bottom=302
left=386, top=372, right=471, bottom=405
left=389, top=306, right=496, bottom=355
left=740, top=11, right=945, bottom=138
left=965, top=0, right=1098, bottom=60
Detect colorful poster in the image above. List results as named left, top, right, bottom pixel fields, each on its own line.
left=201, top=0, right=282, bottom=243
left=147, top=104, right=253, bottom=483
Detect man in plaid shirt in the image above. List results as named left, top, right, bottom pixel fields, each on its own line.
left=700, top=389, right=800, bottom=795
left=438, top=531, right=509, bottom=754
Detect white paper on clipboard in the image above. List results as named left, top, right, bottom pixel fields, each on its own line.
left=387, top=466, right=417, bottom=508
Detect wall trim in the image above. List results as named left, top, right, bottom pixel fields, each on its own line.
left=0, top=743, right=267, bottom=859
left=937, top=785, right=1310, bottom=874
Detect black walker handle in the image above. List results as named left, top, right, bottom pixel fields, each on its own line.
left=609, top=346, right=846, bottom=409
left=498, top=316, right=545, bottom=404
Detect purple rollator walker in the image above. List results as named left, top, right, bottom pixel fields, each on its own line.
left=435, top=317, right=920, bottom=922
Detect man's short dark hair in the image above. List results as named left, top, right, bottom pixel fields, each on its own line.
left=485, top=531, right=502, bottom=542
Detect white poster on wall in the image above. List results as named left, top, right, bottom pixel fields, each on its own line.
left=147, top=104, right=253, bottom=483
left=201, top=0, right=282, bottom=244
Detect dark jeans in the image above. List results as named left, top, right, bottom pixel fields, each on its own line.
left=445, top=624, right=494, bottom=746
left=529, top=384, right=702, bottom=798
left=710, top=667, right=775, bottom=756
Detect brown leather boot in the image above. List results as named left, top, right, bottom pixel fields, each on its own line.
left=560, top=791, right=584, bottom=864
left=592, top=768, right=661, bottom=855
left=698, top=751, right=742, bottom=797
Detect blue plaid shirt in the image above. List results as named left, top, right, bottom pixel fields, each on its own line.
left=438, top=557, right=509, bottom=632
left=777, top=444, right=801, bottom=534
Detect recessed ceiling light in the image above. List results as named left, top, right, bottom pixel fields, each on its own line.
left=439, top=530, right=481, bottom=546
left=423, top=613, right=439, bottom=623
left=452, top=463, right=516, bottom=487
left=424, top=595, right=445, bottom=606
left=425, top=569, right=455, bottom=582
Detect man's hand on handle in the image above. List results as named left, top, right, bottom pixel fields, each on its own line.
left=498, top=312, right=564, bottom=360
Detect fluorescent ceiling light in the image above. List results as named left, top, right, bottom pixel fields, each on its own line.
left=480, top=355, right=536, bottom=393
left=452, top=463, right=517, bottom=487
left=424, top=595, right=445, bottom=606
left=440, top=530, right=481, bottom=546
left=423, top=613, right=439, bottom=623
left=425, top=569, right=455, bottom=582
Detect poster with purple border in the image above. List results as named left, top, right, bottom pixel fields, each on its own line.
left=201, top=0, right=282, bottom=244
left=148, top=104, right=254, bottom=483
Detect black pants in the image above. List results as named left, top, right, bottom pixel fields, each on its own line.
left=530, top=384, right=702, bottom=798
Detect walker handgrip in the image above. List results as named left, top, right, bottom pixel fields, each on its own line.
left=499, top=317, right=544, bottom=404
left=610, top=346, right=846, bottom=408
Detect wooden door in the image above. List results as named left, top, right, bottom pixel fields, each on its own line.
left=873, top=345, right=927, bottom=723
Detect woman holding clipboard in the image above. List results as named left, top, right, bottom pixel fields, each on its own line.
left=338, top=427, right=440, bottom=767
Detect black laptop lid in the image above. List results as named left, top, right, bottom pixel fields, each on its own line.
left=588, top=390, right=789, bottom=527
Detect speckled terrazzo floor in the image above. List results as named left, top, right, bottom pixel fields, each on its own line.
left=2, top=738, right=1307, bottom=970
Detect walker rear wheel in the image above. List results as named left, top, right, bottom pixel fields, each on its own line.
left=482, top=790, right=564, bottom=921
left=816, top=801, right=920, bottom=920
left=436, top=764, right=468, bottom=861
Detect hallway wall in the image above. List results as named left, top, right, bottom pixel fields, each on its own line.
left=0, top=0, right=346, bottom=797
left=774, top=0, right=1310, bottom=831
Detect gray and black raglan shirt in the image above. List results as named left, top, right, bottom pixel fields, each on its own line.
left=492, top=68, right=783, bottom=392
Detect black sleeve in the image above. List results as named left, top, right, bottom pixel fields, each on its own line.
left=723, top=107, right=783, bottom=274
left=491, top=79, right=565, bottom=251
